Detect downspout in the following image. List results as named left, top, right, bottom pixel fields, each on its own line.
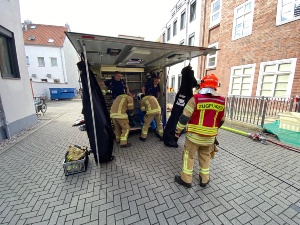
left=199, top=0, right=207, bottom=79
left=184, top=0, right=191, bottom=66
left=60, top=47, right=67, bottom=83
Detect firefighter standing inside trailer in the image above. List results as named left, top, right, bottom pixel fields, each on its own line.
left=137, top=93, right=164, bottom=142
left=104, top=71, right=131, bottom=100
left=110, top=94, right=134, bottom=148
left=174, top=74, right=225, bottom=188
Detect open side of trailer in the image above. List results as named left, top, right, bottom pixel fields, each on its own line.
left=65, top=31, right=218, bottom=163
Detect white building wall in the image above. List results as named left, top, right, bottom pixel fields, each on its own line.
left=62, top=37, right=80, bottom=91
left=161, top=0, right=201, bottom=92
left=0, top=0, right=37, bottom=140
left=26, top=39, right=80, bottom=99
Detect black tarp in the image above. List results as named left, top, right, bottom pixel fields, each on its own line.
left=163, top=65, right=197, bottom=147
left=77, top=60, right=114, bottom=163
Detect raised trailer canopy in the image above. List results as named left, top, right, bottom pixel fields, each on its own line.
left=65, top=31, right=219, bottom=164
left=65, top=31, right=217, bottom=70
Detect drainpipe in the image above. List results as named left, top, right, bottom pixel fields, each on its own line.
left=60, top=47, right=67, bottom=83
left=199, top=0, right=207, bottom=79
left=184, top=0, right=191, bottom=67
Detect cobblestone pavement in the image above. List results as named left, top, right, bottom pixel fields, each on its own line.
left=0, top=100, right=300, bottom=225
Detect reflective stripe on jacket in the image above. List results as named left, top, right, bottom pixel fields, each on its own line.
left=110, top=94, right=134, bottom=119
left=187, top=94, right=225, bottom=136
left=140, top=96, right=161, bottom=115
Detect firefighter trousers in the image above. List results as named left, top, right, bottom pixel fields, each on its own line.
left=141, top=113, right=163, bottom=138
left=181, top=138, right=214, bottom=184
left=112, top=118, right=130, bottom=145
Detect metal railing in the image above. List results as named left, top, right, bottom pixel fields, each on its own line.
left=166, top=92, right=300, bottom=127
left=226, top=96, right=299, bottom=127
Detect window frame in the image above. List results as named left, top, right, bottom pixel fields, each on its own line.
left=256, top=58, right=297, bottom=98
left=50, top=57, right=58, bottom=67
left=171, top=75, right=175, bottom=89
left=38, top=57, right=45, bottom=67
left=232, top=0, right=255, bottom=40
left=167, top=26, right=171, bottom=41
left=206, top=42, right=218, bottom=69
left=276, top=0, right=300, bottom=26
left=178, top=75, right=182, bottom=90
left=190, top=0, right=197, bottom=22
left=179, top=39, right=185, bottom=45
left=0, top=25, right=20, bottom=79
left=210, top=0, right=222, bottom=28
left=173, top=19, right=177, bottom=37
left=188, top=33, right=195, bottom=46
left=180, top=10, right=186, bottom=30
left=26, top=56, right=30, bottom=66
left=228, top=63, right=256, bottom=97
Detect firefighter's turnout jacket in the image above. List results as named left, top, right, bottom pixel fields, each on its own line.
left=110, top=94, right=134, bottom=145
left=175, top=93, right=225, bottom=184
left=140, top=96, right=163, bottom=138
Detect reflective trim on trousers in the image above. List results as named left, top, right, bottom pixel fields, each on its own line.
left=182, top=150, right=193, bottom=175
left=199, top=167, right=209, bottom=175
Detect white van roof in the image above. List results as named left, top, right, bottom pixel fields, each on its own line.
left=65, top=31, right=218, bottom=70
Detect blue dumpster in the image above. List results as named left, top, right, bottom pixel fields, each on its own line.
left=49, top=88, right=76, bottom=100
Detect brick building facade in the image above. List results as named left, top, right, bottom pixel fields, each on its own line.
left=198, top=0, right=300, bottom=98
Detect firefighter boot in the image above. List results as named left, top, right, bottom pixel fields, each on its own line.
left=174, top=175, right=192, bottom=188
left=120, top=143, right=132, bottom=148
left=139, top=137, right=147, bottom=142
left=199, top=175, right=210, bottom=188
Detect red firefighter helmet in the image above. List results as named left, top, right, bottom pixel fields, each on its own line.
left=200, top=74, right=218, bottom=90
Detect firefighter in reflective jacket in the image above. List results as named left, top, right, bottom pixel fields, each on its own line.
left=137, top=93, right=164, bottom=142
left=174, top=74, right=225, bottom=188
left=110, top=94, right=134, bottom=148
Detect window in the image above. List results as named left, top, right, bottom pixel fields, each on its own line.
left=0, top=25, right=20, bottom=78
left=51, top=57, right=57, bottom=66
left=229, top=64, right=255, bottom=96
left=178, top=75, right=182, bottom=89
left=179, top=39, right=185, bottom=45
left=256, top=58, right=297, bottom=97
left=167, top=26, right=171, bottom=41
left=276, top=0, right=300, bottom=25
left=188, top=33, right=195, bottom=46
left=232, top=0, right=254, bottom=40
left=26, top=56, right=30, bottom=65
left=180, top=10, right=186, bottom=30
left=171, top=76, right=175, bottom=89
left=162, top=33, right=166, bottom=43
left=41, top=79, right=48, bottom=82
left=210, top=0, right=222, bottom=27
left=173, top=20, right=177, bottom=36
left=206, top=42, right=218, bottom=68
left=190, top=1, right=197, bottom=22
left=38, top=57, right=45, bottom=66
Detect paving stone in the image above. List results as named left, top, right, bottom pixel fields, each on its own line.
left=1, top=100, right=300, bottom=225
left=249, top=216, right=267, bottom=225
left=237, top=213, right=253, bottom=225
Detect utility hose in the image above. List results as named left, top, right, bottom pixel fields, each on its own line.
left=221, top=126, right=250, bottom=137
left=220, top=125, right=300, bottom=153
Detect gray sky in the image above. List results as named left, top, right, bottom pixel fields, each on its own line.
left=19, top=0, right=176, bottom=41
